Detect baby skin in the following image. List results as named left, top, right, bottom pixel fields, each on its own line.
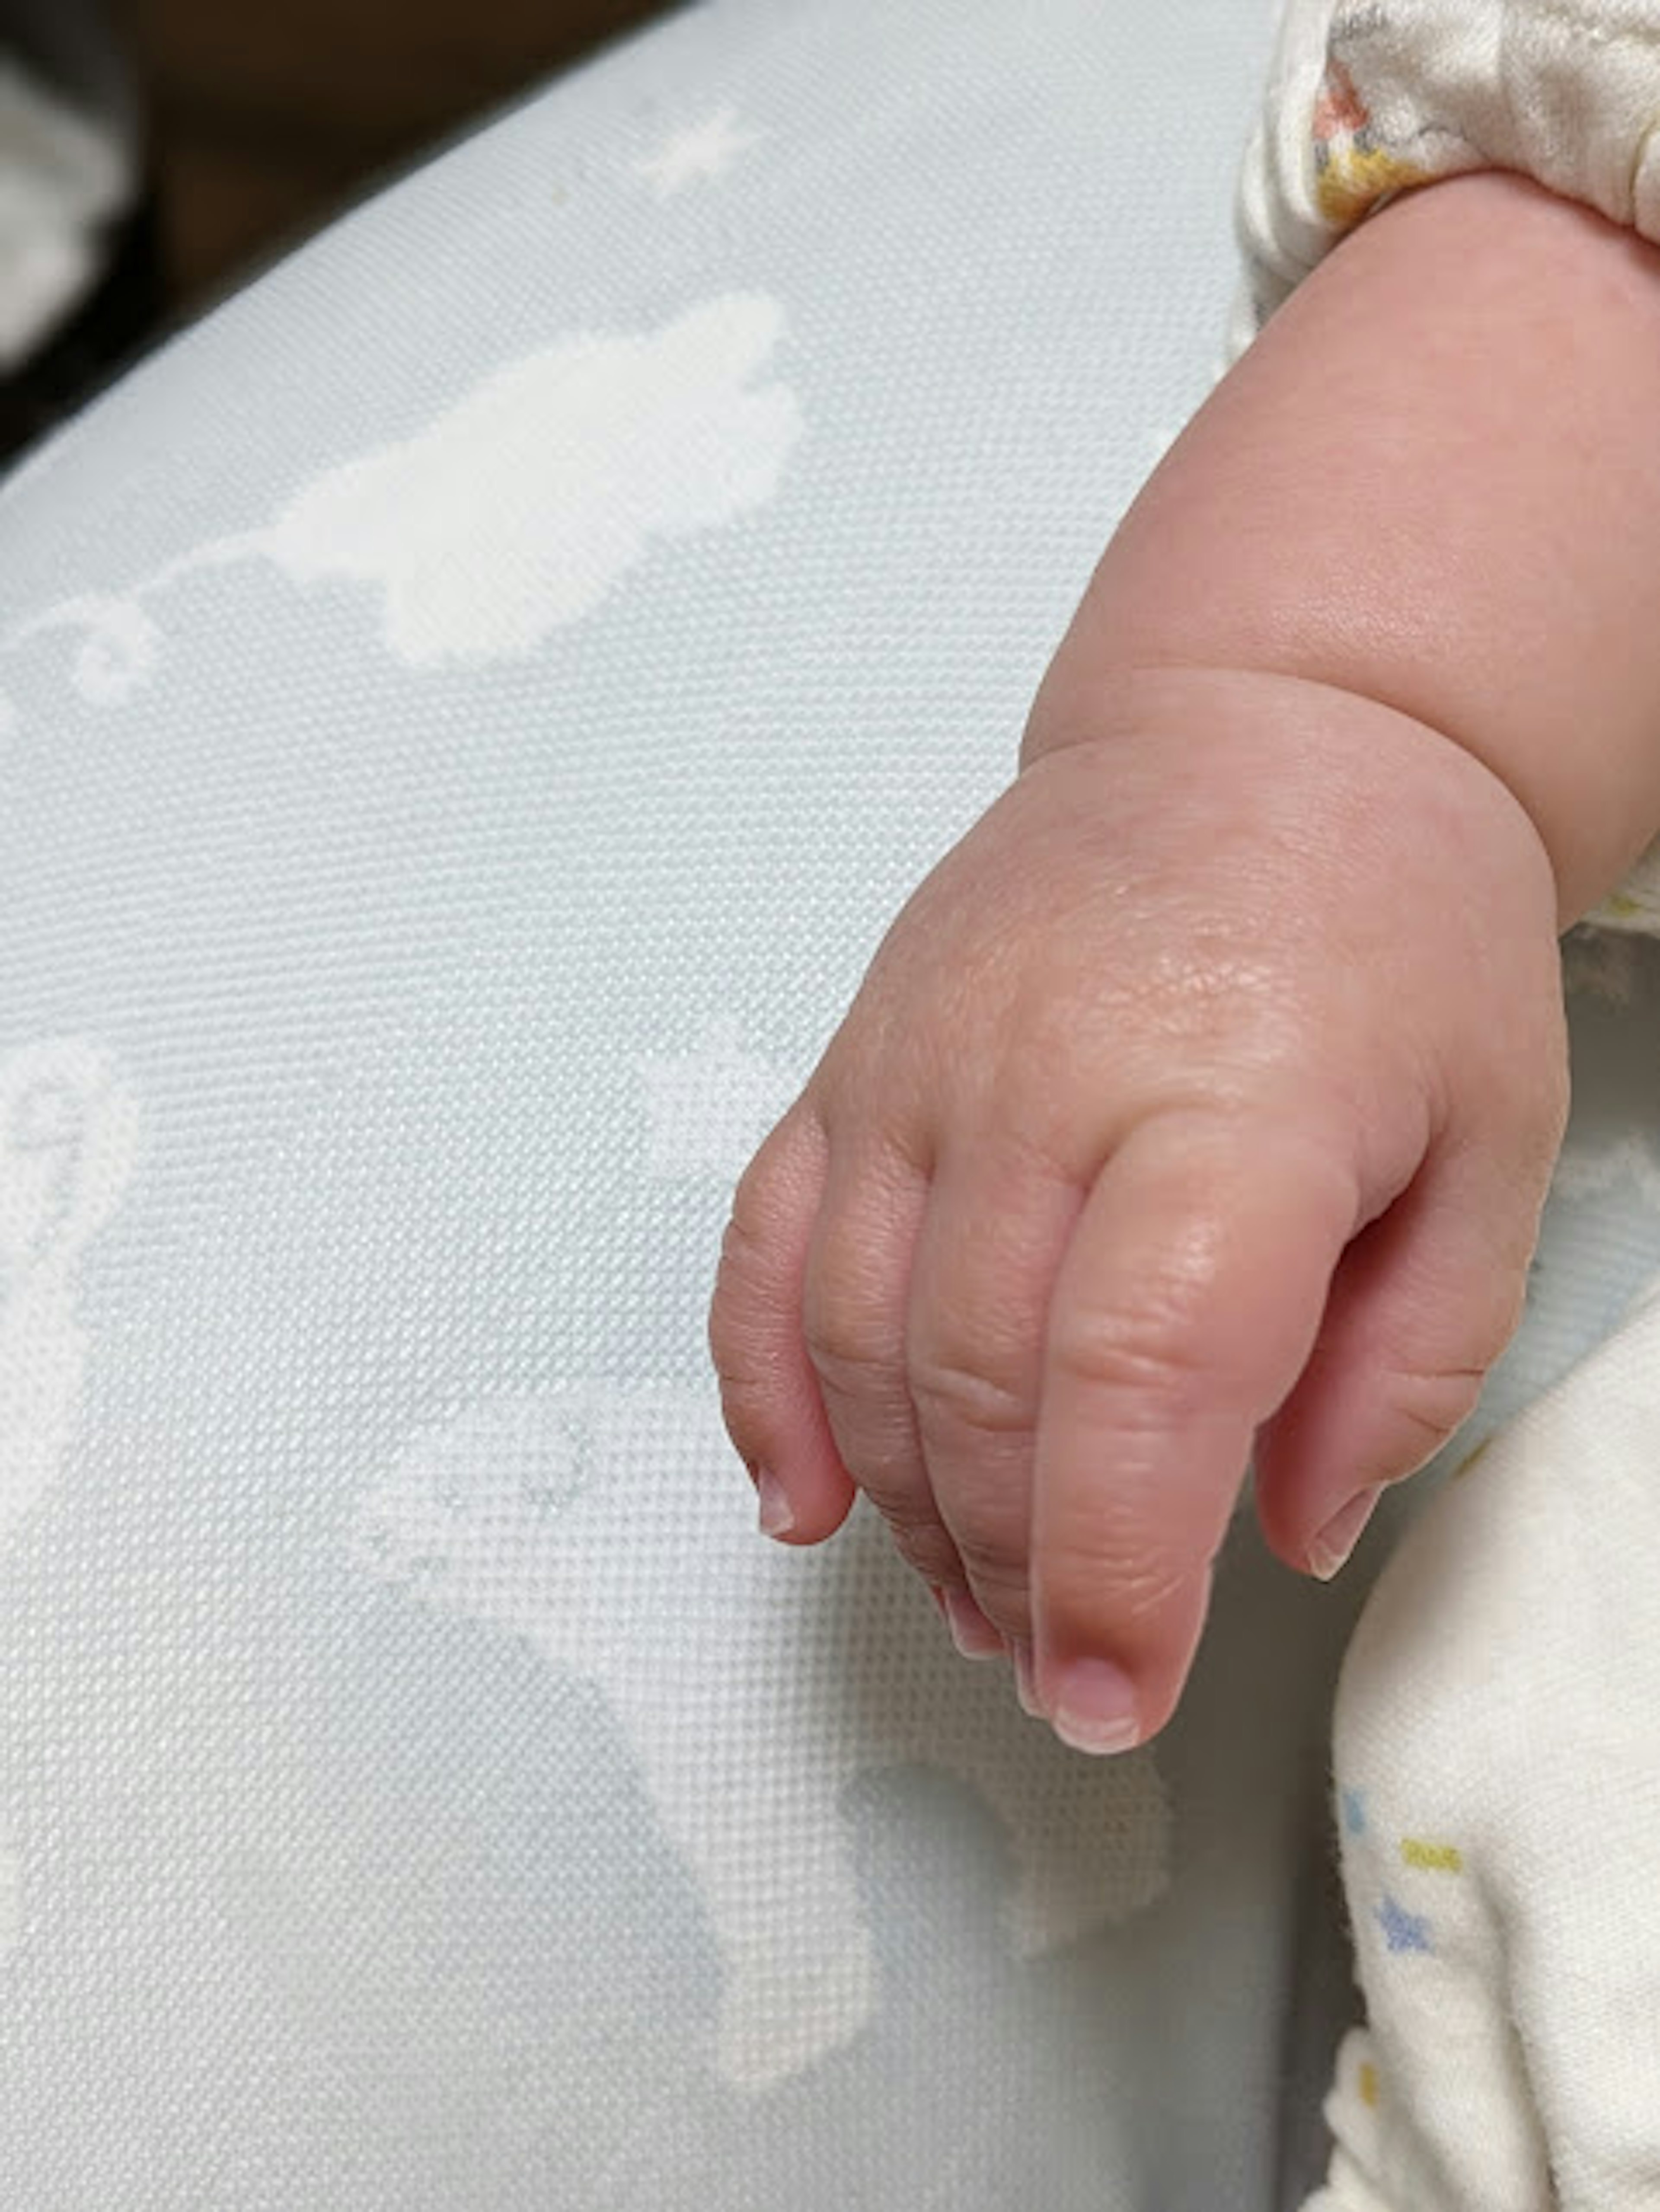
left=708, top=169, right=1660, bottom=1755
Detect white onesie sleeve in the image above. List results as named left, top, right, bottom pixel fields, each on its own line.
left=1229, top=0, right=1660, bottom=939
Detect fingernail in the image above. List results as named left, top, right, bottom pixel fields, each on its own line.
left=1306, top=1484, right=1383, bottom=1581
left=1051, top=1657, right=1140, bottom=1756
left=943, top=1588, right=1005, bottom=1660
left=1011, top=1639, right=1044, bottom=1718
left=754, top=1468, right=795, bottom=1539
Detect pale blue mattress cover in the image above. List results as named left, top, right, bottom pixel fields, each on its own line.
left=1, top=2, right=1657, bottom=2203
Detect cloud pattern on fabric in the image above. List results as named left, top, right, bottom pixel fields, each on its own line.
left=0, top=1037, right=141, bottom=1962
left=351, top=1385, right=1173, bottom=2094
left=0, top=292, right=801, bottom=709
left=266, top=294, right=801, bottom=667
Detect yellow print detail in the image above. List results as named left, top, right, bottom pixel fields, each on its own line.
left=1400, top=1837, right=1463, bottom=1874
left=1314, top=56, right=1433, bottom=230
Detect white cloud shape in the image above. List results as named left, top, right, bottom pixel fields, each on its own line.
left=0, top=1037, right=140, bottom=1557
left=266, top=293, right=801, bottom=666
left=637, top=1016, right=800, bottom=1181
left=352, top=1385, right=1172, bottom=2091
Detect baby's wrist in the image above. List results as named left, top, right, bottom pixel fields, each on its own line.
left=1021, top=659, right=1561, bottom=949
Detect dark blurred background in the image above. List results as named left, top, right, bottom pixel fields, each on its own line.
left=0, top=0, right=666, bottom=459
left=109, top=0, right=664, bottom=303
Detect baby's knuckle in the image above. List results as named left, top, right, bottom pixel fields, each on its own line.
left=1386, top=1358, right=1488, bottom=1450
left=709, top=1233, right=768, bottom=1347
left=981, top=1068, right=1098, bottom=1180
left=1050, top=1293, right=1213, bottom=1419
left=709, top=1357, right=767, bottom=1439
left=709, top=1211, right=763, bottom=1325
left=801, top=1257, right=894, bottom=1395
left=706, top=1294, right=758, bottom=1411
left=717, top=1189, right=767, bottom=1268
left=907, top=1350, right=1031, bottom=1440
left=801, top=1296, right=892, bottom=1398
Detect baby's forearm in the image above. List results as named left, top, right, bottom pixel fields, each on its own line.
left=1026, top=169, right=1660, bottom=930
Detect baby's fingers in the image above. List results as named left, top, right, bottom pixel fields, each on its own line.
left=709, top=1105, right=863, bottom=1542
left=1252, top=1129, right=1551, bottom=1580
left=1031, top=1111, right=1359, bottom=1753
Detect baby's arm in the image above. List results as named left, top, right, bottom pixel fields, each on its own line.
left=1038, top=166, right=1660, bottom=931
left=710, top=167, right=1660, bottom=1752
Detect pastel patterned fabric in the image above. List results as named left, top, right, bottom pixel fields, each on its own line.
left=1233, top=0, right=1660, bottom=359
left=0, top=1, right=1657, bottom=2203
left=1307, top=1267, right=1660, bottom=2209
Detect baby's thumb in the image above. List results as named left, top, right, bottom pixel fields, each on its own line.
left=1251, top=1141, right=1544, bottom=1581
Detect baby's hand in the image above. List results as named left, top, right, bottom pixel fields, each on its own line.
left=708, top=665, right=1567, bottom=1752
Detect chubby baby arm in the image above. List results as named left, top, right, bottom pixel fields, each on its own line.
left=709, top=170, right=1660, bottom=1752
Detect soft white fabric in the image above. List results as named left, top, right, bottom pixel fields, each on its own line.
left=1230, top=0, right=1660, bottom=938
left=1302, top=1269, right=1660, bottom=2209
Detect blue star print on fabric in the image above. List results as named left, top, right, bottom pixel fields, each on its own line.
left=1376, top=1893, right=1432, bottom=1954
